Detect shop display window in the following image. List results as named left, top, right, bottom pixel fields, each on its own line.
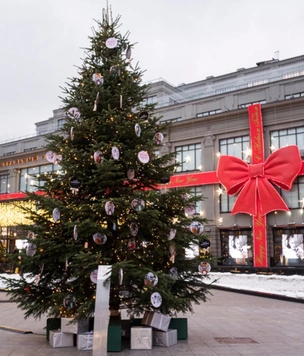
left=220, top=228, right=253, bottom=266
left=273, top=227, right=304, bottom=266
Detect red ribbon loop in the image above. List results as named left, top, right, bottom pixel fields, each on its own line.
left=216, top=145, right=302, bottom=216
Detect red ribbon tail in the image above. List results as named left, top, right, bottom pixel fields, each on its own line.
left=231, top=180, right=257, bottom=216
left=258, top=179, right=289, bottom=215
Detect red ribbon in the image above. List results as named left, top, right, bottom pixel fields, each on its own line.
left=217, top=145, right=302, bottom=216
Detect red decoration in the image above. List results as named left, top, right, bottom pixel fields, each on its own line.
left=217, top=145, right=302, bottom=216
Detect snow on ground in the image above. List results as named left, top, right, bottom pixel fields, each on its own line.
left=1, top=272, right=304, bottom=300
left=207, top=272, right=304, bottom=299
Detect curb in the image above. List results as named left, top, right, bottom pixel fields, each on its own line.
left=212, top=285, right=304, bottom=304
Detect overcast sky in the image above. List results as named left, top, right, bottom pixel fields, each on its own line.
left=1, top=0, right=304, bottom=141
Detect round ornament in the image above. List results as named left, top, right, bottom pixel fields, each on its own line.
left=131, top=198, right=145, bottom=211
left=53, top=207, right=60, bottom=222
left=130, top=222, right=139, bottom=237
left=94, top=151, right=104, bottom=164
left=138, top=151, right=149, bottom=164
left=200, top=240, right=211, bottom=249
left=105, top=201, right=115, bottom=215
left=110, top=66, right=120, bottom=77
left=46, top=151, right=60, bottom=164
left=73, top=225, right=78, bottom=240
left=198, top=261, right=211, bottom=275
left=69, top=177, right=82, bottom=190
left=160, top=177, right=170, bottom=184
left=92, top=73, right=104, bottom=85
left=150, top=292, right=162, bottom=308
left=154, top=132, right=164, bottom=145
left=168, top=229, right=176, bottom=241
left=90, top=270, right=98, bottom=284
left=67, top=107, right=81, bottom=119
left=190, top=221, right=204, bottom=235
left=106, top=37, right=118, bottom=48
left=184, top=203, right=196, bottom=216
left=135, top=123, right=141, bottom=137
left=119, top=290, right=130, bottom=299
left=27, top=231, right=34, bottom=240
left=126, top=46, right=132, bottom=59
left=112, top=146, right=120, bottom=160
left=127, top=168, right=135, bottom=180
left=138, top=111, right=149, bottom=120
left=63, top=294, right=77, bottom=309
left=144, top=272, right=158, bottom=287
left=26, top=242, right=37, bottom=257
left=93, top=232, right=107, bottom=245
left=70, top=127, right=74, bottom=141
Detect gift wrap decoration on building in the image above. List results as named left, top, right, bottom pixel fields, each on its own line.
left=162, top=104, right=304, bottom=268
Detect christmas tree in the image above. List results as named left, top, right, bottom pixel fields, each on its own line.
left=3, top=6, right=212, bottom=321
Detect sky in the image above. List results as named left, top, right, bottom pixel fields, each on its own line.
left=1, top=0, right=304, bottom=141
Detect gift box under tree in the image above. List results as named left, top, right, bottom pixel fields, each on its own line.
left=130, top=326, right=152, bottom=350
left=61, top=317, right=89, bottom=334
left=169, top=318, right=188, bottom=339
left=153, top=328, right=177, bottom=347
left=49, top=330, right=74, bottom=348
left=141, top=311, right=171, bottom=332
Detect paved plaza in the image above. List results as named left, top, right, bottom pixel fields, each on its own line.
left=0, top=288, right=303, bottom=355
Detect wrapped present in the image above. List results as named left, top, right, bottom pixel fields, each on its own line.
left=130, top=326, right=152, bottom=350
left=169, top=318, right=188, bottom=339
left=61, top=317, right=89, bottom=334
left=77, top=332, right=93, bottom=350
left=141, top=311, right=171, bottom=332
left=49, top=330, right=74, bottom=348
left=46, top=318, right=61, bottom=340
left=107, top=318, right=122, bottom=352
left=153, top=329, right=177, bottom=347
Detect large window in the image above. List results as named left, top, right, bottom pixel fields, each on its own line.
left=20, top=164, right=61, bottom=192
left=273, top=227, right=304, bottom=267
left=219, top=135, right=250, bottom=159
left=270, top=127, right=304, bottom=153
left=175, top=143, right=201, bottom=172
left=219, top=135, right=249, bottom=212
left=188, top=187, right=203, bottom=215
left=0, top=175, right=9, bottom=194
left=271, top=127, right=304, bottom=208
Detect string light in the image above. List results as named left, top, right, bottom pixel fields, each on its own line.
left=242, top=147, right=252, bottom=160
left=216, top=187, right=224, bottom=196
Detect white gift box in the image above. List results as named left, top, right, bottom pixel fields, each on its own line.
left=61, top=317, right=89, bottom=334
left=153, top=329, right=177, bottom=347
left=142, top=311, right=171, bottom=332
left=130, top=326, right=152, bottom=350
left=77, top=332, right=94, bottom=350
left=49, top=330, right=74, bottom=348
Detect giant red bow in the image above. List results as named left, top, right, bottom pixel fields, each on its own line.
left=216, top=145, right=302, bottom=216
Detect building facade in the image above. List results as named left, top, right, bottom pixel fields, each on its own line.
left=1, top=55, right=304, bottom=272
